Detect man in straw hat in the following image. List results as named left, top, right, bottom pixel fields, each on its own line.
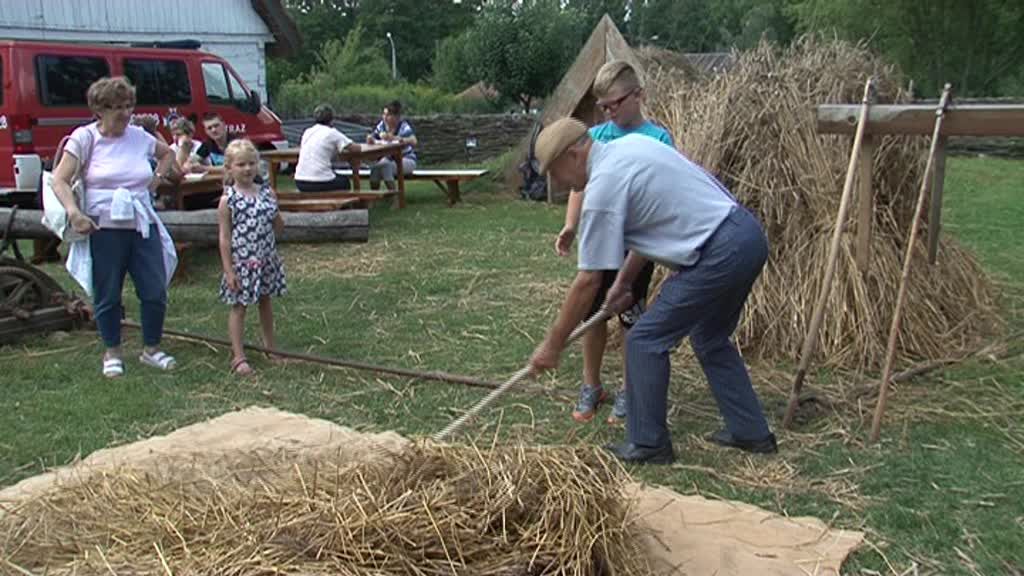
left=528, top=117, right=777, bottom=464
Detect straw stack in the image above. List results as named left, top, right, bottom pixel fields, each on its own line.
left=0, top=442, right=650, bottom=575
left=643, top=36, right=1000, bottom=369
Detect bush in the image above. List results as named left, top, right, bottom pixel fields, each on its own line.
left=274, top=82, right=500, bottom=118
left=270, top=24, right=501, bottom=118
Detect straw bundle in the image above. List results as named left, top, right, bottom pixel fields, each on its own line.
left=643, top=36, right=1000, bottom=369
left=0, top=442, right=649, bottom=575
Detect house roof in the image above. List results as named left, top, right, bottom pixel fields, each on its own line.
left=250, top=0, right=301, bottom=57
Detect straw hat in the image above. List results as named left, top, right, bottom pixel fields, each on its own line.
left=535, top=117, right=588, bottom=174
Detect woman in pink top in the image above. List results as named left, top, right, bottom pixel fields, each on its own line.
left=51, top=76, right=179, bottom=378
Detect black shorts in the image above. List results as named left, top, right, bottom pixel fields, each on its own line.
left=587, top=260, right=656, bottom=329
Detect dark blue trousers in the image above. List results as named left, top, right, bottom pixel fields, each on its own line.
left=89, top=226, right=167, bottom=348
left=625, top=207, right=771, bottom=447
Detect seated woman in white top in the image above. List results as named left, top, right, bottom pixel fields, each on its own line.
left=294, top=104, right=361, bottom=192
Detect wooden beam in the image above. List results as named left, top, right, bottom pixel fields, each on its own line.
left=817, top=104, right=1024, bottom=137
left=0, top=209, right=369, bottom=246
left=856, top=135, right=875, bottom=271
left=927, top=137, right=948, bottom=264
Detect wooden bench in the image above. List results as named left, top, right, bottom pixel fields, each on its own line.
left=334, top=168, right=488, bottom=206
left=274, top=192, right=362, bottom=213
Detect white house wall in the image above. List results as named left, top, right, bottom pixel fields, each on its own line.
left=0, top=0, right=274, bottom=99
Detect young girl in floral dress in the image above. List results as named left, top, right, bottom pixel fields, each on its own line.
left=217, top=139, right=286, bottom=375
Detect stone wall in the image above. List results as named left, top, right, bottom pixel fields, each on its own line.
left=333, top=113, right=536, bottom=165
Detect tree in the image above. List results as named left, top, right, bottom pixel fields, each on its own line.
left=354, top=0, right=483, bottom=83
left=267, top=0, right=360, bottom=98
left=460, top=0, right=588, bottom=112
left=432, top=32, right=477, bottom=93
left=788, top=0, right=1024, bottom=97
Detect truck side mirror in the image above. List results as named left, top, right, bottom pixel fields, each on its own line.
left=248, top=90, right=262, bottom=114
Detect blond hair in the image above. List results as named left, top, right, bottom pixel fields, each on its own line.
left=223, top=139, right=261, bottom=186
left=592, top=60, right=644, bottom=98
left=86, top=76, right=136, bottom=113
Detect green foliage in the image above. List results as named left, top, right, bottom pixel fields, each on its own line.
left=431, top=32, right=477, bottom=94
left=787, top=0, right=1024, bottom=97
left=275, top=81, right=498, bottom=118
left=267, top=0, right=360, bottom=96
left=352, top=0, right=483, bottom=83
left=459, top=0, right=589, bottom=111
left=628, top=0, right=795, bottom=52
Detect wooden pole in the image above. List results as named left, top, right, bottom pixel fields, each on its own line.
left=926, top=136, right=948, bottom=264
left=122, top=321, right=505, bottom=390
left=783, top=78, right=875, bottom=429
left=869, top=84, right=953, bottom=444
left=434, top=308, right=612, bottom=442
left=855, top=135, right=876, bottom=271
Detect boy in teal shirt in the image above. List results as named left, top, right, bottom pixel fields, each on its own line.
left=554, top=59, right=675, bottom=424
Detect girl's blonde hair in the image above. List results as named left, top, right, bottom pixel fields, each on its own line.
left=223, top=139, right=260, bottom=186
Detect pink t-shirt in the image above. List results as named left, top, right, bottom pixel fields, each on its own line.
left=64, top=123, right=156, bottom=229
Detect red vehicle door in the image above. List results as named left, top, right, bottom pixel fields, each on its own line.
left=198, top=58, right=281, bottom=149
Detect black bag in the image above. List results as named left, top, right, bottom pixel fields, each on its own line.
left=518, top=123, right=547, bottom=202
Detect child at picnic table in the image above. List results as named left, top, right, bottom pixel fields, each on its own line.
left=217, top=139, right=287, bottom=376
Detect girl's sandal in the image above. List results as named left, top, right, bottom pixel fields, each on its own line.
left=231, top=357, right=254, bottom=376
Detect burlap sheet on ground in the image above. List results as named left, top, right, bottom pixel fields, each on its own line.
left=1, top=406, right=863, bottom=575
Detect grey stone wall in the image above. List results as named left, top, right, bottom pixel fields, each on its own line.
left=332, top=113, right=536, bottom=165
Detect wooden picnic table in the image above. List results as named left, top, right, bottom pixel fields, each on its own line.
left=261, top=141, right=408, bottom=208
left=158, top=173, right=224, bottom=210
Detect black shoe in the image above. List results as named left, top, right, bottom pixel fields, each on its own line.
left=603, top=441, right=676, bottom=465
left=708, top=429, right=778, bottom=454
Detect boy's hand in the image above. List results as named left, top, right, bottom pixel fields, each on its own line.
left=226, top=271, right=240, bottom=293
left=554, top=226, right=575, bottom=256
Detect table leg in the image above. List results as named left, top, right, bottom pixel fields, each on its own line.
left=446, top=180, right=461, bottom=207
left=351, top=159, right=361, bottom=191
left=268, top=160, right=279, bottom=191
left=395, top=150, right=406, bottom=209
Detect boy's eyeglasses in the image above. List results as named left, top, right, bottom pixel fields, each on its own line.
left=597, top=88, right=638, bottom=112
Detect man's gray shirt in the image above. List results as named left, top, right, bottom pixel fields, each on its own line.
left=578, top=135, right=737, bottom=271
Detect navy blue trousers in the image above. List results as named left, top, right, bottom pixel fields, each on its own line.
left=89, top=226, right=167, bottom=348
left=625, top=207, right=772, bottom=447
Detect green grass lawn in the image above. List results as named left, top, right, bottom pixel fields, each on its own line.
left=2, top=156, right=1022, bottom=574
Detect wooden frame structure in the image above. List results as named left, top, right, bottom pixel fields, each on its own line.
left=784, top=95, right=1024, bottom=440
left=815, top=102, right=1024, bottom=266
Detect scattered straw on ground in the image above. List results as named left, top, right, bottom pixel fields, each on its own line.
left=642, top=36, right=1001, bottom=370
left=0, top=442, right=650, bottom=575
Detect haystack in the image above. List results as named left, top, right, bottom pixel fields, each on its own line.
left=641, top=36, right=1000, bottom=369
left=0, top=443, right=647, bottom=574
left=0, top=407, right=866, bottom=575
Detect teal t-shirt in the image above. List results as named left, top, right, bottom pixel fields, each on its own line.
left=588, top=120, right=674, bottom=147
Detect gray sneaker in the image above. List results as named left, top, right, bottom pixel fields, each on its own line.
left=607, top=389, right=627, bottom=424
left=572, top=384, right=608, bottom=422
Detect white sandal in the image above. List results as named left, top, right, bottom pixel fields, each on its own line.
left=139, top=350, right=176, bottom=371
left=102, top=357, right=124, bottom=378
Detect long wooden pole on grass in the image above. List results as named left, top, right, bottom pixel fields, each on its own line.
left=869, top=84, right=953, bottom=443
left=783, top=78, right=875, bottom=429
left=434, top=308, right=612, bottom=442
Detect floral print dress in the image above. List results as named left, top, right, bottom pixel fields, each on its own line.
left=219, top=184, right=287, bottom=305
